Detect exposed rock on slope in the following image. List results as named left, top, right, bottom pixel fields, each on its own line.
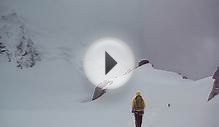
left=0, top=13, right=40, bottom=68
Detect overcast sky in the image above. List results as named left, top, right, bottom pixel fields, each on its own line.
left=141, top=0, right=219, bottom=80
left=0, top=0, right=218, bottom=80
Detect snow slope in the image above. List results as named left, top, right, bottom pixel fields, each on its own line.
left=0, top=59, right=218, bottom=127
left=0, top=7, right=218, bottom=127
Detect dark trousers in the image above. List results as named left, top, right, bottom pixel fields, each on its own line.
left=134, top=111, right=143, bottom=127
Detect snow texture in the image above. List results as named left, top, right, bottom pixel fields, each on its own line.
left=0, top=13, right=41, bottom=68
left=0, top=8, right=218, bottom=127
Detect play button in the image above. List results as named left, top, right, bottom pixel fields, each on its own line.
left=83, top=38, right=135, bottom=89
left=105, top=51, right=117, bottom=75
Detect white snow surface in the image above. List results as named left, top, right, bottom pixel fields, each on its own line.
left=0, top=61, right=219, bottom=127
left=0, top=5, right=218, bottom=127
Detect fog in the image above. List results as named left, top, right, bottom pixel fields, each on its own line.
left=0, top=1, right=219, bottom=126
left=141, top=0, right=219, bottom=79
left=0, top=0, right=218, bottom=80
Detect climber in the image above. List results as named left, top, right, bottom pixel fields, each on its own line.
left=131, top=91, right=146, bottom=127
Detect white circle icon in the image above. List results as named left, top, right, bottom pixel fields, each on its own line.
left=83, top=38, right=135, bottom=89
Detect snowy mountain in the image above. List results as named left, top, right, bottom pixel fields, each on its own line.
left=0, top=4, right=218, bottom=127
left=0, top=56, right=218, bottom=127
left=0, top=13, right=41, bottom=68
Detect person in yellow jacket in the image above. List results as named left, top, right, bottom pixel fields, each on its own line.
left=131, top=91, right=145, bottom=127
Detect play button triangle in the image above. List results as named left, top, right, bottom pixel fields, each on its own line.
left=105, top=51, right=117, bottom=75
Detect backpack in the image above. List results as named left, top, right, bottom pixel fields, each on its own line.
left=134, top=95, right=145, bottom=110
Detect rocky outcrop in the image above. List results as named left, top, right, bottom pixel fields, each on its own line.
left=208, top=67, right=219, bottom=101
left=0, top=13, right=41, bottom=68
left=0, top=42, right=11, bottom=62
